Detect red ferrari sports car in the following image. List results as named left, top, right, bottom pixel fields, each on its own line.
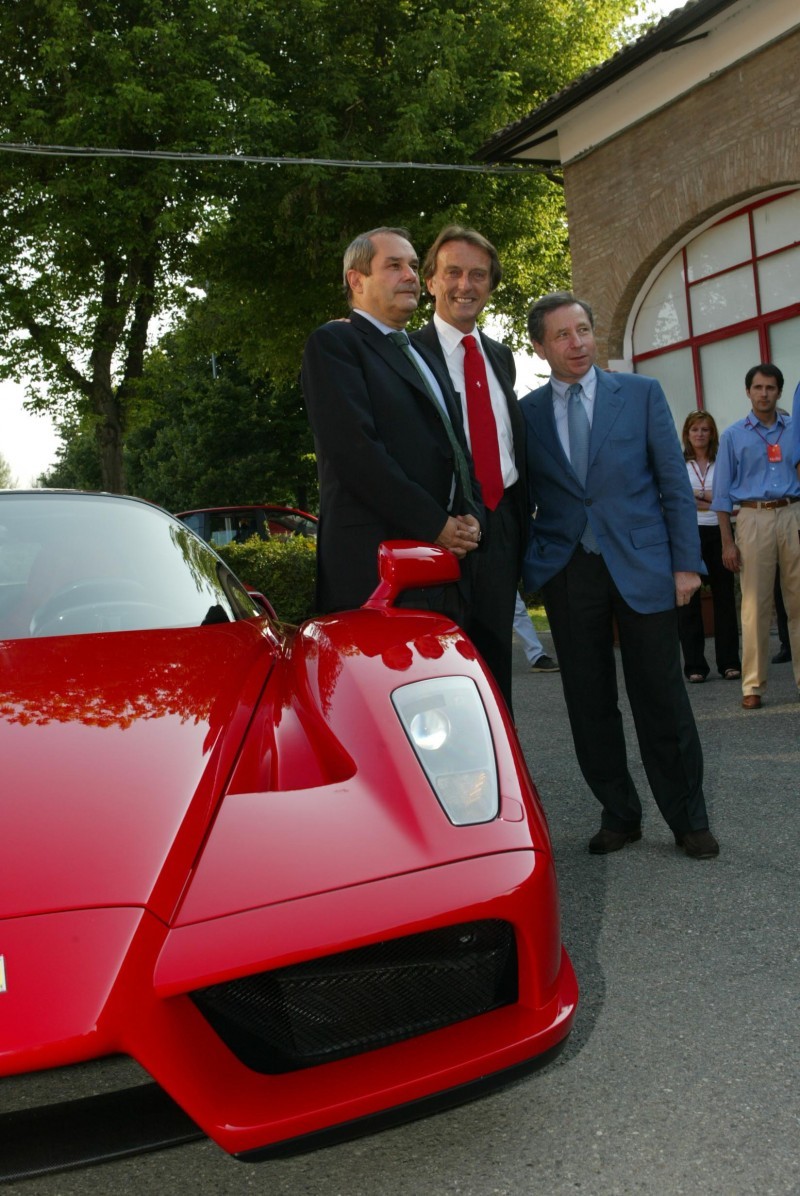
left=0, top=490, right=577, bottom=1180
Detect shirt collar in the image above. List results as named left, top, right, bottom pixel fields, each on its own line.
left=744, top=410, right=789, bottom=432
left=551, top=366, right=597, bottom=404
left=433, top=311, right=477, bottom=358
left=354, top=308, right=407, bottom=336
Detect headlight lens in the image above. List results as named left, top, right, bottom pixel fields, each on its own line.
left=392, top=677, right=499, bottom=825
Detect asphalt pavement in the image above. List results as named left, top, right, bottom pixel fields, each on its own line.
left=7, top=628, right=799, bottom=1196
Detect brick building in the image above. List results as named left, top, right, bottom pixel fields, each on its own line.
left=478, top=0, right=800, bottom=429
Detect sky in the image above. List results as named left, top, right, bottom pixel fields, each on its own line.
left=0, top=0, right=677, bottom=489
left=1, top=379, right=60, bottom=488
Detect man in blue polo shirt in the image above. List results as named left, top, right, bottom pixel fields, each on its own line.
left=713, top=363, right=800, bottom=708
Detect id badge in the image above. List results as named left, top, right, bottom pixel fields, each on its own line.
left=767, top=443, right=782, bottom=462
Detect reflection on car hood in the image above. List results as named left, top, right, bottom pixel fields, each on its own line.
left=0, top=621, right=276, bottom=921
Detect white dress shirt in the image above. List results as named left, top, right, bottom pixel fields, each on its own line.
left=432, top=312, right=518, bottom=489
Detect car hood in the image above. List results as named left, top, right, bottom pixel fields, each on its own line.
left=175, top=610, right=544, bottom=927
left=0, top=621, right=276, bottom=922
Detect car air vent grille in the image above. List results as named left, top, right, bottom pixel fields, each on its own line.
left=191, top=919, right=518, bottom=1074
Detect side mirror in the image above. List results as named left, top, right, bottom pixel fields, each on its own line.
left=246, top=589, right=279, bottom=621
left=363, top=541, right=461, bottom=610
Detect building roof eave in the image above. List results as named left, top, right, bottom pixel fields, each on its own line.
left=475, top=0, right=741, bottom=163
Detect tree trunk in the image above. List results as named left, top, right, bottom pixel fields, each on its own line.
left=92, top=378, right=126, bottom=494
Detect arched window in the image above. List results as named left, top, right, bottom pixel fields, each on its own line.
left=630, top=189, right=800, bottom=430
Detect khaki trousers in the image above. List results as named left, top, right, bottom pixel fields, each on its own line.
left=736, top=503, right=800, bottom=695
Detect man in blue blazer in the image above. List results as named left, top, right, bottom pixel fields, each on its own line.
left=521, top=291, right=719, bottom=859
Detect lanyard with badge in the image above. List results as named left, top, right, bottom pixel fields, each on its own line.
left=749, top=419, right=784, bottom=462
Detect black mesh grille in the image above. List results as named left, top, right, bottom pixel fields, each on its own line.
left=191, top=919, right=518, bottom=1074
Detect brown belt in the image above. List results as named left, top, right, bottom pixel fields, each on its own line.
left=737, top=496, right=800, bottom=510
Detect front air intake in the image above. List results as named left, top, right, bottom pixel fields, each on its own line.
left=191, top=919, right=518, bottom=1073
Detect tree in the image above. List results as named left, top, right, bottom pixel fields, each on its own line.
left=2, top=0, right=639, bottom=490
left=0, top=450, right=16, bottom=489
left=124, top=319, right=318, bottom=512
left=0, top=0, right=285, bottom=492
left=193, top=0, right=639, bottom=380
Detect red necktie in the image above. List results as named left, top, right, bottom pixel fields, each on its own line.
left=462, top=334, right=504, bottom=510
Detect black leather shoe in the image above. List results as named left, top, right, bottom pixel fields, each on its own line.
left=674, top=828, right=719, bottom=859
left=588, top=826, right=642, bottom=854
left=772, top=645, right=792, bottom=664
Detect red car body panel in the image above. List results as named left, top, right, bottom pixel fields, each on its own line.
left=0, top=493, right=577, bottom=1171
left=1, top=622, right=276, bottom=920
left=176, top=612, right=551, bottom=925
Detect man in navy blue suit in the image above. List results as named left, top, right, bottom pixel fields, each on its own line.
left=521, top=291, right=719, bottom=859
left=302, top=227, right=483, bottom=620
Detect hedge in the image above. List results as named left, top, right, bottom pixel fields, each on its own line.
left=216, top=535, right=317, bottom=625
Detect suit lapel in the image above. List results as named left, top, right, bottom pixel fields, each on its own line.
left=480, top=335, right=514, bottom=401
left=352, top=312, right=467, bottom=449
left=351, top=312, right=431, bottom=401
left=588, top=369, right=625, bottom=469
left=527, top=384, right=573, bottom=475
left=411, top=320, right=466, bottom=431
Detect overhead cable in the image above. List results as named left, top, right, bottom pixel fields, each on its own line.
left=0, top=140, right=553, bottom=176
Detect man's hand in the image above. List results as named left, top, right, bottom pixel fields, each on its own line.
left=674, top=571, right=701, bottom=606
left=716, top=511, right=740, bottom=572
left=721, top=543, right=741, bottom=572
left=436, top=514, right=481, bottom=559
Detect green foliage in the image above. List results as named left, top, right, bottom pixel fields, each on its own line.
left=0, top=0, right=286, bottom=490
left=526, top=603, right=550, bottom=633
left=38, top=425, right=103, bottom=490
left=195, top=0, right=638, bottom=371
left=1, top=0, right=639, bottom=488
left=0, top=451, right=16, bottom=489
left=216, top=534, right=317, bottom=624
left=123, top=321, right=318, bottom=512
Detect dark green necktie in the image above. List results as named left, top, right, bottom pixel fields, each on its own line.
left=387, top=330, right=476, bottom=514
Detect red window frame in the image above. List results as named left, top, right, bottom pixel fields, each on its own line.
left=633, top=191, right=800, bottom=409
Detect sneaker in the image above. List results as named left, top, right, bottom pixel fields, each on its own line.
left=530, top=654, right=559, bottom=672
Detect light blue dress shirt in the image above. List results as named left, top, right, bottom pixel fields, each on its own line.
left=551, top=367, right=596, bottom=460
left=712, top=410, right=800, bottom=512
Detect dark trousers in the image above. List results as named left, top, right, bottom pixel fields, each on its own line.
left=543, top=548, right=709, bottom=836
left=678, top=524, right=740, bottom=677
left=467, top=485, right=523, bottom=714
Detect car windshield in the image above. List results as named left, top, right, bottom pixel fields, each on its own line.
left=0, top=492, right=263, bottom=640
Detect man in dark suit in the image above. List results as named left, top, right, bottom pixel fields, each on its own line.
left=413, top=226, right=540, bottom=711
left=521, top=291, right=719, bottom=859
left=301, top=226, right=483, bottom=619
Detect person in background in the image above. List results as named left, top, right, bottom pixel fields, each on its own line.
left=677, top=411, right=741, bottom=683
left=713, top=363, right=800, bottom=708
left=512, top=593, right=559, bottom=672
left=772, top=571, right=791, bottom=663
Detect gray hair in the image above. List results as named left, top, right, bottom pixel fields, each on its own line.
left=342, top=227, right=412, bottom=307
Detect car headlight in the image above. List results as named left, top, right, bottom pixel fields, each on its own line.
left=392, top=677, right=499, bottom=825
